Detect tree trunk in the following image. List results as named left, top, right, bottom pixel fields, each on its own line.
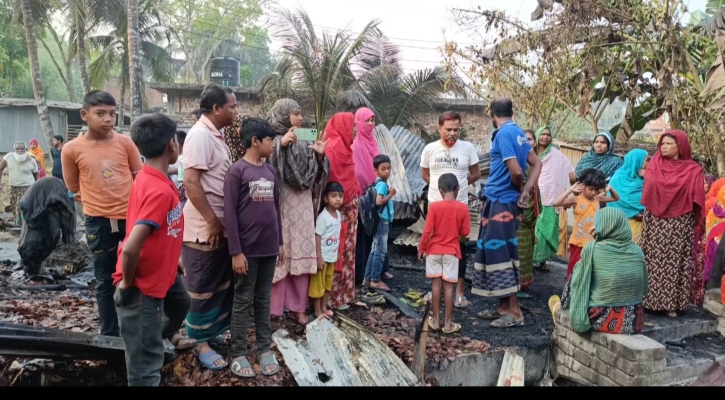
left=127, top=0, right=143, bottom=123
left=20, top=0, right=56, bottom=150
left=119, top=80, right=126, bottom=129
left=76, top=12, right=90, bottom=94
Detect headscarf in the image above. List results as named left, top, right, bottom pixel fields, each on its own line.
left=706, top=177, right=725, bottom=213
left=535, top=126, right=553, bottom=159
left=608, top=149, right=648, bottom=219
left=325, top=113, right=359, bottom=204
left=574, top=131, right=623, bottom=179
left=568, top=208, right=648, bottom=333
left=641, top=130, right=705, bottom=220
left=28, top=138, right=46, bottom=177
left=351, top=107, right=379, bottom=195
left=266, top=99, right=329, bottom=196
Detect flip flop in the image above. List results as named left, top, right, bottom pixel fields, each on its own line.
left=517, top=291, right=531, bottom=299
left=257, top=352, right=280, bottom=376
left=490, top=315, right=524, bottom=329
left=198, top=350, right=227, bottom=371
left=229, top=356, right=255, bottom=378
left=442, top=322, right=462, bottom=334
left=171, top=335, right=197, bottom=350
left=427, top=316, right=440, bottom=331
left=454, top=296, right=469, bottom=308
left=477, top=309, right=502, bottom=319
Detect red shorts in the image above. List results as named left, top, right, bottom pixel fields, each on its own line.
left=567, top=244, right=583, bottom=279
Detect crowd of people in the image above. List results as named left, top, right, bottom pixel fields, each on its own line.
left=6, top=84, right=725, bottom=385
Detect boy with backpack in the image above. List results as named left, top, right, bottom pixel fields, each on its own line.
left=362, top=154, right=395, bottom=291
left=418, top=173, right=471, bottom=334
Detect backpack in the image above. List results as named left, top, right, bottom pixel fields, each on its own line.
left=359, top=182, right=380, bottom=236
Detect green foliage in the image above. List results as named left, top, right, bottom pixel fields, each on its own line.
left=163, top=0, right=274, bottom=85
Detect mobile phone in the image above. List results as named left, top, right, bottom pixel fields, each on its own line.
left=295, top=128, right=318, bottom=141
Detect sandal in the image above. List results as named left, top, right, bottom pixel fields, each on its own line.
left=337, top=305, right=350, bottom=311
left=442, top=322, right=462, bottom=334
left=490, top=315, right=524, bottom=329
left=171, top=335, right=197, bottom=350
left=477, top=309, right=502, bottom=319
left=427, top=316, right=440, bottom=331
left=208, top=334, right=225, bottom=345
left=517, top=291, right=531, bottom=299
left=198, top=350, right=227, bottom=371
left=383, top=272, right=393, bottom=280
left=229, top=356, right=255, bottom=378
left=454, top=296, right=469, bottom=308
left=257, top=351, right=280, bottom=376
left=287, top=312, right=309, bottom=325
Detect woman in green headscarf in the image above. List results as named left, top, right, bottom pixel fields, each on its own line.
left=560, top=207, right=648, bottom=334
left=532, top=126, right=575, bottom=270
left=573, top=131, right=624, bottom=180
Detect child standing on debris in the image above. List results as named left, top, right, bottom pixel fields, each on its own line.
left=363, top=154, right=396, bottom=291
left=112, top=114, right=189, bottom=386
left=553, top=168, right=620, bottom=279
left=224, top=117, right=284, bottom=378
left=61, top=91, right=144, bottom=338
left=311, top=182, right=344, bottom=319
left=418, top=173, right=470, bottom=334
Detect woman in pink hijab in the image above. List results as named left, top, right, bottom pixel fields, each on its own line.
left=352, top=108, right=392, bottom=283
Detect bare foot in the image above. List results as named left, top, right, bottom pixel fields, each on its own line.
left=323, top=308, right=334, bottom=318
left=291, top=311, right=309, bottom=324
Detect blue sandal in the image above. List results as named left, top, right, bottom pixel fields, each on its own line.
left=198, top=350, right=227, bottom=371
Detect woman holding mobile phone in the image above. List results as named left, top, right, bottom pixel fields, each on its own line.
left=266, top=99, right=330, bottom=325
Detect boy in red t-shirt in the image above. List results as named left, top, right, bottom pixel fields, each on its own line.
left=418, top=173, right=471, bottom=334
left=111, top=114, right=188, bottom=386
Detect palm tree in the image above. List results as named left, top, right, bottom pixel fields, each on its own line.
left=19, top=0, right=56, bottom=149
left=89, top=0, right=172, bottom=125
left=127, top=0, right=142, bottom=122
left=261, top=7, right=381, bottom=131
left=340, top=35, right=467, bottom=127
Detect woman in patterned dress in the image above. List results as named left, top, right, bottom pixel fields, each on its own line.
left=324, top=113, right=360, bottom=310
left=640, top=131, right=705, bottom=318
left=266, top=99, right=330, bottom=324
left=561, top=207, right=648, bottom=334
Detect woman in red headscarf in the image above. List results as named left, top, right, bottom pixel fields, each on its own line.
left=325, top=112, right=360, bottom=310
left=640, top=131, right=706, bottom=317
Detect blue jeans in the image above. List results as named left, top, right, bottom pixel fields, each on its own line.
left=364, top=221, right=390, bottom=282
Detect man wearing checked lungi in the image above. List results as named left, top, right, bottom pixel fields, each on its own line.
left=472, top=98, right=542, bottom=329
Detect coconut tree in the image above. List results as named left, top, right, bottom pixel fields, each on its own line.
left=127, top=0, right=142, bottom=122
left=88, top=0, right=172, bottom=125
left=19, top=0, right=55, bottom=149
left=261, top=7, right=381, bottom=131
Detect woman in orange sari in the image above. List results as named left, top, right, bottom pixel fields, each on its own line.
left=28, top=138, right=46, bottom=178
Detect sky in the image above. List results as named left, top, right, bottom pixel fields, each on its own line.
left=269, top=0, right=710, bottom=73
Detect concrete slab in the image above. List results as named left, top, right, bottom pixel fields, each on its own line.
left=641, top=307, right=718, bottom=344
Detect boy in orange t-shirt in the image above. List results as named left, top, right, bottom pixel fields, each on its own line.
left=62, top=91, right=143, bottom=337
left=554, top=168, right=619, bottom=279
left=418, top=173, right=471, bottom=334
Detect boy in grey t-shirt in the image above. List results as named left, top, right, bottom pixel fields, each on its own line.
left=310, top=182, right=344, bottom=319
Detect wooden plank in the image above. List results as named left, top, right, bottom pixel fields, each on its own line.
left=411, top=302, right=431, bottom=381
left=497, top=349, right=525, bottom=387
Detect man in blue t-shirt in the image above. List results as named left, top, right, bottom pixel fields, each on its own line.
left=472, top=98, right=542, bottom=329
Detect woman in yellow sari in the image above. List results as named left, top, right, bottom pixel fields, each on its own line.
left=28, top=138, right=46, bottom=178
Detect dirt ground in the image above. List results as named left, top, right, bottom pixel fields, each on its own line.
left=0, top=210, right=568, bottom=387
left=386, top=244, right=566, bottom=349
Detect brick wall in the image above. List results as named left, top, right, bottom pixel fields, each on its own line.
left=102, top=82, right=166, bottom=110
left=172, top=94, right=263, bottom=127
left=410, top=109, right=491, bottom=153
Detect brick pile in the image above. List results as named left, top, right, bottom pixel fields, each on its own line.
left=553, top=310, right=668, bottom=386
left=704, top=289, right=725, bottom=336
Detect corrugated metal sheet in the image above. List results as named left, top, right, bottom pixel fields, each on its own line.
left=0, top=107, right=68, bottom=153
left=394, top=193, right=482, bottom=247
left=389, top=126, right=427, bottom=198
left=374, top=125, right=417, bottom=220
